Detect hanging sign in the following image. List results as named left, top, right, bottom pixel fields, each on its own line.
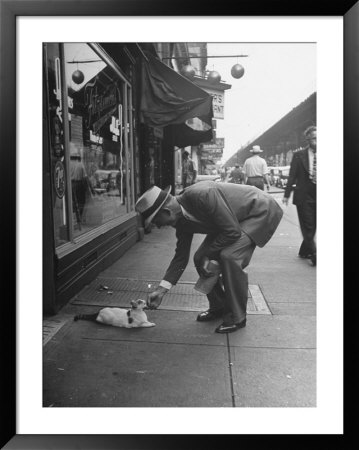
left=203, top=88, right=225, bottom=119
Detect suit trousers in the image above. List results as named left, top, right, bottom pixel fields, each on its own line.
left=194, top=231, right=256, bottom=324
left=296, top=185, right=316, bottom=257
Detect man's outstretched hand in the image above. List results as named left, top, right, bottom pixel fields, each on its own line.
left=147, top=286, right=168, bottom=309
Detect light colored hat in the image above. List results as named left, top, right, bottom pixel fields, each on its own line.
left=135, top=185, right=172, bottom=227
left=250, top=145, right=263, bottom=153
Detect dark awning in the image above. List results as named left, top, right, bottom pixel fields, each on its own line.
left=140, top=51, right=213, bottom=147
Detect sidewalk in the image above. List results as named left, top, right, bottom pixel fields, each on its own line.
left=43, top=191, right=316, bottom=408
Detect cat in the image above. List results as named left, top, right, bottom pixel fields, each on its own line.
left=73, top=299, right=155, bottom=328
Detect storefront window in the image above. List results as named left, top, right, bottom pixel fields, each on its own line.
left=64, top=43, right=133, bottom=238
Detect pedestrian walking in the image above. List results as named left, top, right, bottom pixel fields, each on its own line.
left=243, top=145, right=271, bottom=191
left=229, top=163, right=245, bottom=184
left=181, top=150, right=197, bottom=188
left=282, top=125, right=317, bottom=266
left=135, top=181, right=283, bottom=333
left=70, top=151, right=92, bottom=225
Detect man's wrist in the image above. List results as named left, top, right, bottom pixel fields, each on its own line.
left=159, top=280, right=172, bottom=290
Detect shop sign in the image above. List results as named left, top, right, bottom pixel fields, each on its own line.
left=200, top=155, right=222, bottom=162
left=54, top=160, right=65, bottom=198
left=204, top=88, right=225, bottom=119
left=200, top=151, right=223, bottom=160
left=202, top=144, right=223, bottom=151
left=92, top=106, right=117, bottom=134
left=90, top=130, right=103, bottom=144
left=215, top=137, right=224, bottom=147
left=153, top=127, right=164, bottom=139
left=202, top=138, right=224, bottom=149
left=84, top=80, right=118, bottom=130
left=53, top=57, right=63, bottom=122
left=49, top=56, right=65, bottom=158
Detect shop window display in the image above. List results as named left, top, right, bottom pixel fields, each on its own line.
left=64, top=43, right=132, bottom=239
left=45, top=42, right=134, bottom=247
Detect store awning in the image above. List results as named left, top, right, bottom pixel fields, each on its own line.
left=140, top=51, right=213, bottom=147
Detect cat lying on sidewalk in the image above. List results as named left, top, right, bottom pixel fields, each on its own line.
left=74, top=299, right=155, bottom=328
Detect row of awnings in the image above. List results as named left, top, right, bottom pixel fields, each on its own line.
left=139, top=50, right=213, bottom=147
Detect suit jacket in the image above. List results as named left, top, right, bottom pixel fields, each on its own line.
left=163, top=181, right=283, bottom=285
left=284, top=147, right=316, bottom=205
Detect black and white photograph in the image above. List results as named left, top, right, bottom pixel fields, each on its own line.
left=42, top=40, right=318, bottom=409
left=3, top=3, right=355, bottom=446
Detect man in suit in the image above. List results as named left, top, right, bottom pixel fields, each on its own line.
left=182, top=150, right=197, bottom=188
left=283, top=126, right=317, bottom=266
left=135, top=181, right=283, bottom=333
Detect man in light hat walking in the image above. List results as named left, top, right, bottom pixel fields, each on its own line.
left=243, top=145, right=271, bottom=191
left=135, top=181, right=283, bottom=333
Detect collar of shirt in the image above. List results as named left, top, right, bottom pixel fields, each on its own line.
left=308, top=147, right=316, bottom=174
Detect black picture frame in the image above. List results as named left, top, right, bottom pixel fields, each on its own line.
left=1, top=1, right=356, bottom=448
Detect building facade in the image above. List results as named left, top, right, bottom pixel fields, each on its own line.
left=43, top=43, right=143, bottom=314
left=43, top=42, right=216, bottom=314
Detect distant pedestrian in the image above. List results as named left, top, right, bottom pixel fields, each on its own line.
left=135, top=181, right=283, bottom=334
left=182, top=150, right=197, bottom=188
left=282, top=126, right=317, bottom=266
left=70, top=153, right=90, bottom=222
left=229, top=163, right=245, bottom=184
left=243, top=145, right=270, bottom=191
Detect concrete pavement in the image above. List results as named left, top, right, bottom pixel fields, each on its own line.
left=43, top=190, right=316, bottom=408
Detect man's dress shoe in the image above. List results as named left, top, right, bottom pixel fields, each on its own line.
left=310, top=254, right=316, bottom=266
left=196, top=309, right=223, bottom=322
left=215, top=319, right=247, bottom=334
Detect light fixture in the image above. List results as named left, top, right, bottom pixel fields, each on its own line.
left=162, top=53, right=248, bottom=82
left=67, top=58, right=102, bottom=85
left=207, top=70, right=221, bottom=84
left=231, top=64, right=245, bottom=79
left=180, top=65, right=196, bottom=79
left=72, top=69, right=85, bottom=84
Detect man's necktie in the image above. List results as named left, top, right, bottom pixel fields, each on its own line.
left=312, top=152, right=316, bottom=184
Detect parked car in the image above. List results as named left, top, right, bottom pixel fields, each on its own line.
left=94, top=169, right=120, bottom=193
left=268, top=166, right=290, bottom=188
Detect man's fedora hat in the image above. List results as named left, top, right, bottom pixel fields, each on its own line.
left=135, top=185, right=172, bottom=227
left=250, top=145, right=263, bottom=153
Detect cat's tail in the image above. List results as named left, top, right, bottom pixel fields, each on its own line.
left=73, top=312, right=99, bottom=322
